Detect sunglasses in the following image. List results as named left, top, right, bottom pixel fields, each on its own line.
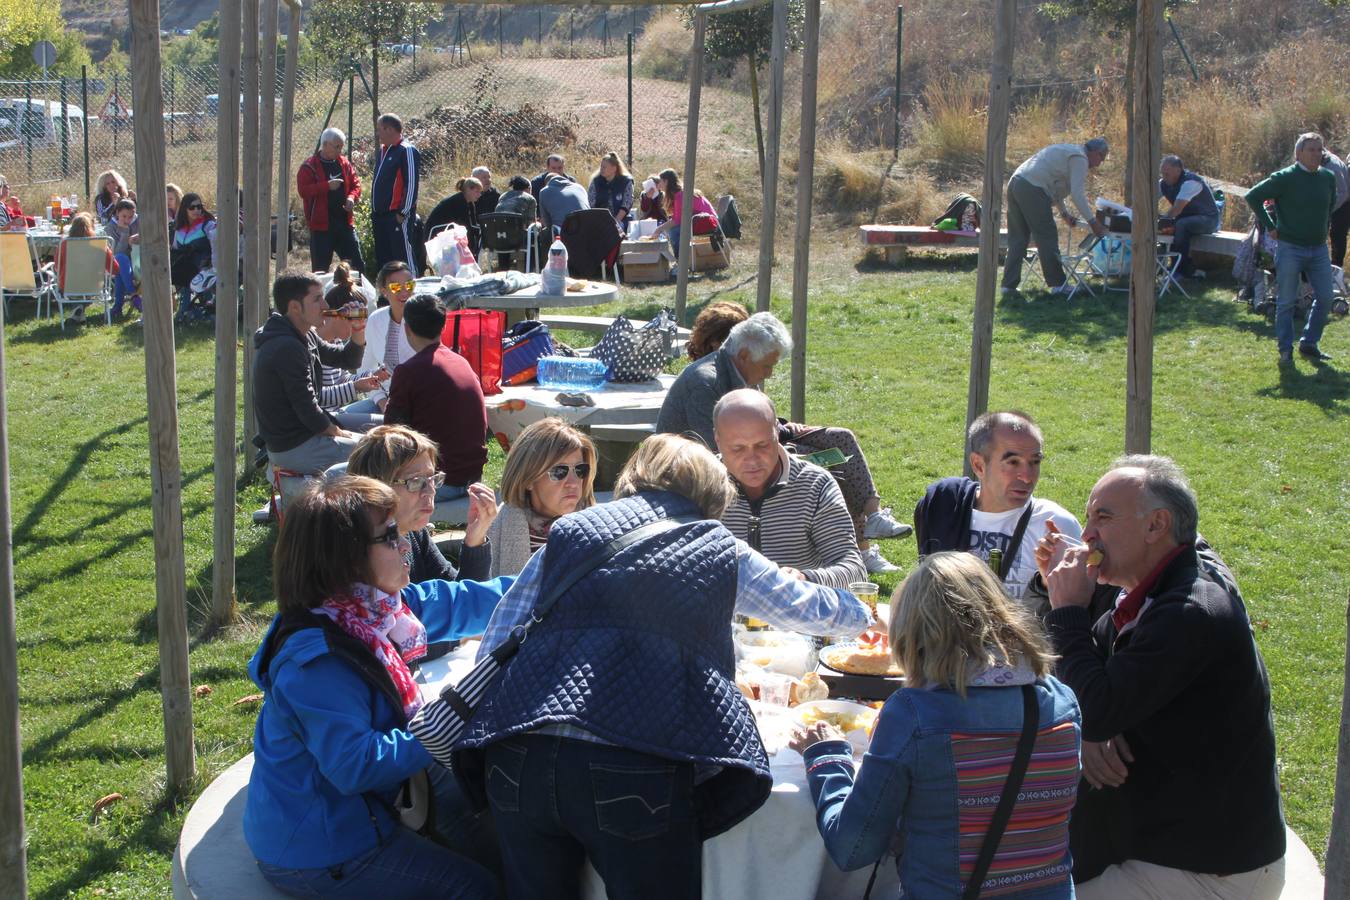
left=392, top=472, right=446, bottom=495
left=368, top=521, right=403, bottom=549
left=384, top=281, right=415, bottom=294
left=546, top=463, right=591, bottom=482
left=186, top=203, right=204, bottom=211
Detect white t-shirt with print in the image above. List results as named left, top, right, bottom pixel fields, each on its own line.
left=967, top=497, right=1082, bottom=601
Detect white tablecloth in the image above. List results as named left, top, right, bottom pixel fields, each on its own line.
left=414, top=275, right=619, bottom=311
left=487, top=374, right=674, bottom=450
left=414, top=649, right=899, bottom=900
left=27, top=226, right=106, bottom=259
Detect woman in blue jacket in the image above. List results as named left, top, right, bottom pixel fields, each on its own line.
left=243, top=475, right=513, bottom=899
left=792, top=551, right=1082, bottom=899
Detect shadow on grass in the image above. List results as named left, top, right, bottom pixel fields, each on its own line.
left=32, top=800, right=180, bottom=900
left=1258, top=359, right=1350, bottom=414
left=855, top=251, right=981, bottom=274
left=111, top=316, right=222, bottom=351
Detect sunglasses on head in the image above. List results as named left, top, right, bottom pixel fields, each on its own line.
left=393, top=472, right=446, bottom=495
left=546, top=463, right=591, bottom=482
left=368, top=521, right=402, bottom=548
left=385, top=281, right=414, bottom=294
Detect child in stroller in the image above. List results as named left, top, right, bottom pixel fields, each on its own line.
left=1233, top=208, right=1349, bottom=318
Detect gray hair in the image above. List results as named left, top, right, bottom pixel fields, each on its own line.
left=1084, top=137, right=1109, bottom=155
left=722, top=312, right=792, bottom=363
left=471, top=165, right=491, bottom=180
left=967, top=411, right=1042, bottom=459
left=320, top=127, right=346, bottom=148
left=1160, top=154, right=1183, bottom=170
left=547, top=153, right=565, bottom=166
left=1112, top=454, right=1198, bottom=544
left=1295, top=132, right=1324, bottom=155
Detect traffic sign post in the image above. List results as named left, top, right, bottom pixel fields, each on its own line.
left=32, top=41, right=57, bottom=80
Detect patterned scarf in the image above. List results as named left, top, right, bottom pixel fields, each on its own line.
left=314, top=582, right=427, bottom=719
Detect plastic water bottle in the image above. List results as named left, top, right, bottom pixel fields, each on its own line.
left=540, top=236, right=568, bottom=296
left=537, top=356, right=608, bottom=391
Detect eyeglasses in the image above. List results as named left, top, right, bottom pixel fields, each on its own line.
left=546, top=463, right=591, bottom=482
left=393, top=472, right=446, bottom=495
left=368, top=521, right=403, bottom=549
left=384, top=281, right=415, bottom=294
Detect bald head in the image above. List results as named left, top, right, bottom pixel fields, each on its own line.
left=713, top=389, right=776, bottom=429
left=714, top=390, right=780, bottom=498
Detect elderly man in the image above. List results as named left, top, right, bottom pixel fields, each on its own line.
left=912, top=411, right=1082, bottom=610
left=370, top=113, right=422, bottom=271
left=471, top=165, right=499, bottom=215
left=1036, top=456, right=1286, bottom=899
left=537, top=172, right=590, bottom=238
left=297, top=127, right=364, bottom=274
left=1246, top=131, right=1339, bottom=363
left=715, top=390, right=865, bottom=589
left=1158, top=154, right=1220, bottom=279
left=1321, top=147, right=1350, bottom=269
left=1002, top=138, right=1110, bottom=296
left=531, top=153, right=576, bottom=198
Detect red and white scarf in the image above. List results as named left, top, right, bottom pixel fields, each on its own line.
left=315, top=583, right=428, bottom=719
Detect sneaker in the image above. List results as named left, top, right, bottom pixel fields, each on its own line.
left=1298, top=343, right=1332, bottom=361
left=999, top=286, right=1019, bottom=298
left=1049, top=282, right=1075, bottom=297
left=71, top=307, right=86, bottom=323
left=862, top=544, right=901, bottom=575
left=862, top=507, right=913, bottom=540
left=1279, top=348, right=1294, bottom=365
left=251, top=502, right=275, bottom=524
left=1187, top=269, right=1207, bottom=281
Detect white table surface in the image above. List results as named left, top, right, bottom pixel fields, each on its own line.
left=414, top=275, right=619, bottom=310
left=414, top=649, right=899, bottom=900
left=487, top=374, right=674, bottom=449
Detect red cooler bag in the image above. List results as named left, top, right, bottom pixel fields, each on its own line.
left=441, top=309, right=505, bottom=395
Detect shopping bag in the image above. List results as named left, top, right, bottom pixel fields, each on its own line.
left=590, top=310, right=677, bottom=382
left=501, top=320, right=554, bottom=386
left=426, top=224, right=467, bottom=277
left=441, top=308, right=505, bottom=395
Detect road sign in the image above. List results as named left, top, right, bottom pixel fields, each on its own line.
left=32, top=41, right=57, bottom=70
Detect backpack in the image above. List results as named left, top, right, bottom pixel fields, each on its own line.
left=932, top=193, right=981, bottom=231
left=716, top=194, right=743, bottom=240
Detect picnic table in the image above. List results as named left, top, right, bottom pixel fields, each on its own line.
left=858, top=225, right=1009, bottom=264
left=27, top=223, right=107, bottom=260
left=413, top=275, right=618, bottom=326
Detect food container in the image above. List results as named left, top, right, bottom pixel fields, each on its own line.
left=794, top=699, right=879, bottom=753
left=536, top=355, right=608, bottom=391
left=734, top=630, right=814, bottom=678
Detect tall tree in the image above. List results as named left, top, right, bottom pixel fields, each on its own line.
left=682, top=2, right=804, bottom=181
left=0, top=0, right=91, bottom=77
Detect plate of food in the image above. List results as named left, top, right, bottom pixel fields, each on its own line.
left=819, top=640, right=903, bottom=678
left=793, top=699, right=879, bottom=752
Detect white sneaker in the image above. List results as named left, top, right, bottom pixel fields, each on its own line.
left=1000, top=286, right=1019, bottom=298
left=252, top=502, right=275, bottom=524
left=862, top=507, right=913, bottom=540
left=1049, top=282, right=1075, bottom=297
left=863, top=544, right=901, bottom=575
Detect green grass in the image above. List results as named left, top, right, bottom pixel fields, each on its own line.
left=7, top=235, right=1346, bottom=896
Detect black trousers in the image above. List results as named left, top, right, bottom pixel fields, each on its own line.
left=309, top=223, right=365, bottom=275
left=1329, top=201, right=1350, bottom=269
left=373, top=214, right=417, bottom=273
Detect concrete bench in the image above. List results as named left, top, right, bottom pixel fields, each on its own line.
left=174, top=751, right=1325, bottom=899
left=538, top=314, right=692, bottom=356
left=589, top=424, right=656, bottom=488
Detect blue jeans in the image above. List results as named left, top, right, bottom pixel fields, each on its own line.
left=484, top=734, right=701, bottom=900
left=1274, top=240, right=1335, bottom=353
left=668, top=225, right=682, bottom=259
left=111, top=252, right=136, bottom=315
left=435, top=482, right=469, bottom=503
left=1171, top=213, right=1219, bottom=274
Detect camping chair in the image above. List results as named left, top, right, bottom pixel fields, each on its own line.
left=54, top=235, right=114, bottom=329
left=0, top=231, right=56, bottom=320
left=559, top=208, right=623, bottom=284
left=479, top=212, right=532, bottom=273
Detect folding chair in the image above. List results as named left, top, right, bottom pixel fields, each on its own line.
left=1062, top=232, right=1106, bottom=301
left=1156, top=240, right=1190, bottom=299
left=559, top=208, right=622, bottom=284
left=479, top=211, right=532, bottom=273
left=54, top=235, right=114, bottom=329
left=0, top=231, right=56, bottom=320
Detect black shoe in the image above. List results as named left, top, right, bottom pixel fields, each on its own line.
left=1279, top=349, right=1294, bottom=365
left=1298, top=344, right=1332, bottom=361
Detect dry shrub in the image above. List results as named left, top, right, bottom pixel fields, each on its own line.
left=877, top=169, right=945, bottom=226
left=1008, top=97, right=1059, bottom=161
left=634, top=11, right=690, bottom=82
left=818, top=147, right=887, bottom=213
left=1164, top=80, right=1265, bottom=185
left=912, top=75, right=987, bottom=178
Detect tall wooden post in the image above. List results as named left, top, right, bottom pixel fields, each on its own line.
left=755, top=0, right=786, bottom=313
left=1329, top=593, right=1350, bottom=898
left=276, top=3, right=302, bottom=278
left=1126, top=0, right=1163, bottom=454
left=673, top=11, right=705, bottom=327
left=259, top=0, right=280, bottom=323
left=0, top=277, right=28, bottom=900
left=788, top=0, right=821, bottom=422
left=963, top=0, right=1014, bottom=472
left=242, top=0, right=262, bottom=455
left=213, top=0, right=243, bottom=628
left=130, top=0, right=196, bottom=793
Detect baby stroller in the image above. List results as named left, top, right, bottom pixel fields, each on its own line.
left=1234, top=219, right=1349, bottom=319
left=174, top=268, right=217, bottom=325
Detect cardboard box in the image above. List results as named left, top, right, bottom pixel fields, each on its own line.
left=620, top=238, right=674, bottom=283
left=690, top=236, right=730, bottom=271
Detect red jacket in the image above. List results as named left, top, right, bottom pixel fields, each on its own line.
left=297, top=153, right=361, bottom=232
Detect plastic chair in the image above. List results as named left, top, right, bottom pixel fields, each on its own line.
left=54, top=235, right=114, bottom=328
left=559, top=208, right=622, bottom=284
left=479, top=212, right=532, bottom=273
left=0, top=231, right=56, bottom=319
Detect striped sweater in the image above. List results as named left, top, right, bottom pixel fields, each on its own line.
left=319, top=364, right=360, bottom=413
left=720, top=447, right=865, bottom=589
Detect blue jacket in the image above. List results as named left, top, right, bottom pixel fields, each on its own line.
left=242, top=577, right=512, bottom=869
left=912, top=476, right=980, bottom=559
left=371, top=140, right=421, bottom=219
left=803, top=677, right=1081, bottom=899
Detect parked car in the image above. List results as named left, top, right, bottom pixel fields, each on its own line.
left=0, top=99, right=85, bottom=152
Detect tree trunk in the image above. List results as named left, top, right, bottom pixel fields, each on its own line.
left=1123, top=30, right=1136, bottom=203
left=749, top=57, right=765, bottom=185
left=1328, top=591, right=1350, bottom=898
left=370, top=42, right=380, bottom=147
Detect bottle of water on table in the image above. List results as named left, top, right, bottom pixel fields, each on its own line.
left=540, top=235, right=568, bottom=296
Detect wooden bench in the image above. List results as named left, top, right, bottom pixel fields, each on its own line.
left=859, top=225, right=1247, bottom=267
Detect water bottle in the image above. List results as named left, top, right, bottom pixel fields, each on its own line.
left=536, top=355, right=607, bottom=391
left=540, top=236, right=568, bottom=296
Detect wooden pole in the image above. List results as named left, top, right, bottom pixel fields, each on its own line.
left=242, top=0, right=262, bottom=451
left=1126, top=0, right=1163, bottom=455
left=1329, top=591, right=1350, bottom=899
left=213, top=0, right=243, bottom=629
left=259, top=0, right=280, bottom=322
left=130, top=0, right=196, bottom=793
left=788, top=0, right=820, bottom=422
left=963, top=0, right=1014, bottom=472
left=0, top=272, right=28, bottom=900
left=276, top=5, right=301, bottom=278
left=672, top=11, right=705, bottom=327
left=755, top=0, right=786, bottom=313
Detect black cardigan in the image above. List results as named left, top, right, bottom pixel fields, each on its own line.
left=407, top=528, right=491, bottom=585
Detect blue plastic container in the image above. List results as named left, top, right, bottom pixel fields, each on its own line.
left=536, top=356, right=608, bottom=391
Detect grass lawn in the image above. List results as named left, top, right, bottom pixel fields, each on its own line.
left=7, top=233, right=1347, bottom=896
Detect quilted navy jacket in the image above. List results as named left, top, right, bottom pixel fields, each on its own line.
left=454, top=491, right=772, bottom=838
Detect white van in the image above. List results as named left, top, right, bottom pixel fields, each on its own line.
left=0, top=99, right=86, bottom=152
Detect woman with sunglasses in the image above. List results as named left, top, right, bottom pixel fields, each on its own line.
left=486, top=418, right=597, bottom=578
left=347, top=425, right=498, bottom=585
left=360, top=261, right=419, bottom=412
left=170, top=192, right=218, bottom=314
left=244, top=475, right=510, bottom=898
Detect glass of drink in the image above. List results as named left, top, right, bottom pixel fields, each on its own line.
left=848, top=581, right=880, bottom=615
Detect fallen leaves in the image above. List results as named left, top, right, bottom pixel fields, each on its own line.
left=232, top=693, right=264, bottom=708
left=194, top=685, right=213, bottom=698
left=90, top=793, right=123, bottom=824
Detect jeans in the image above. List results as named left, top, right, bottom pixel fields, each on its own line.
left=484, top=734, right=702, bottom=900
left=311, top=224, right=366, bottom=276
left=435, top=482, right=470, bottom=503
left=1003, top=175, right=1064, bottom=289
left=1170, top=213, right=1219, bottom=274
left=668, top=225, right=682, bottom=259
left=1274, top=240, right=1335, bottom=353
left=268, top=432, right=359, bottom=476
left=111, top=252, right=136, bottom=315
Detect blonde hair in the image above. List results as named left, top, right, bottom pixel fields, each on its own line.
left=593, top=151, right=631, bottom=183
left=613, top=433, right=734, bottom=519
left=456, top=176, right=483, bottom=194
left=501, top=418, right=597, bottom=512
left=96, top=170, right=128, bottom=201
left=346, top=425, right=439, bottom=484
left=888, top=552, right=1055, bottom=697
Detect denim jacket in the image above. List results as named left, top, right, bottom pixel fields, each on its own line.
left=803, top=676, right=1081, bottom=899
